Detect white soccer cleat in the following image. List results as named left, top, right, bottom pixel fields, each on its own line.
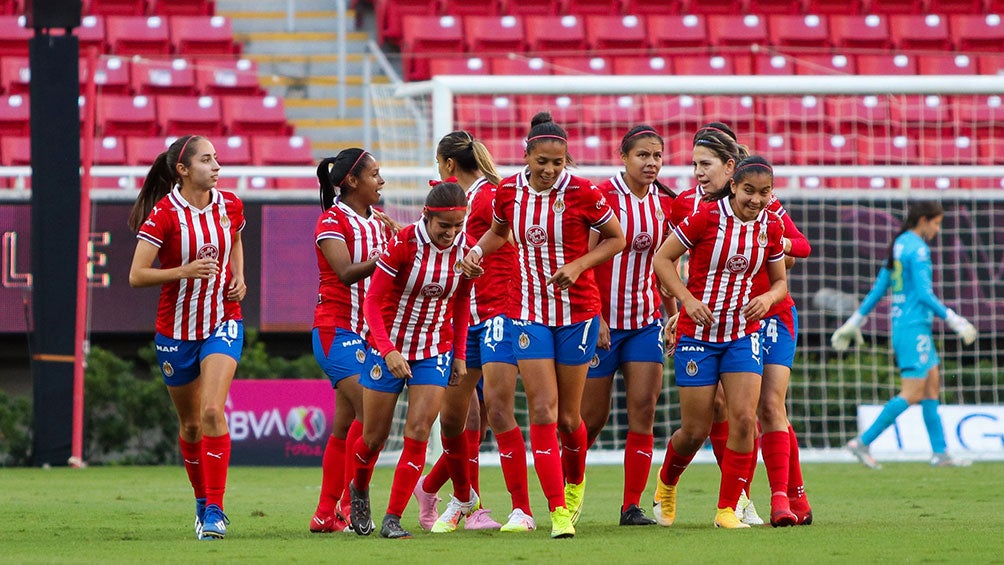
left=431, top=488, right=479, bottom=533
left=499, top=508, right=536, bottom=532
left=930, top=453, right=973, bottom=467
left=735, top=492, right=764, bottom=526
left=846, top=438, right=882, bottom=470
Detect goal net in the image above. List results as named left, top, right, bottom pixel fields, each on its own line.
left=370, top=75, right=1004, bottom=462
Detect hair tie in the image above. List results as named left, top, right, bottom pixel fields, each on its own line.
left=527, top=134, right=567, bottom=143
left=468, top=141, right=475, bottom=151
left=429, top=177, right=458, bottom=187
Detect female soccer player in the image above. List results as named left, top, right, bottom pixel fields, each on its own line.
left=833, top=201, right=977, bottom=469
left=308, top=149, right=396, bottom=533
left=652, top=155, right=788, bottom=529
left=414, top=131, right=530, bottom=533
left=459, top=112, right=626, bottom=538
left=348, top=182, right=474, bottom=539
left=579, top=125, right=675, bottom=526
left=128, top=134, right=246, bottom=540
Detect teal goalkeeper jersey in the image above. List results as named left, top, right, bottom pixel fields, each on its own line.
left=857, top=230, right=949, bottom=332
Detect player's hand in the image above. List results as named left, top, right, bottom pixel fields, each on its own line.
left=946, top=309, right=978, bottom=346
left=458, top=250, right=484, bottom=278
left=663, top=313, right=678, bottom=356
left=384, top=350, right=412, bottom=379
left=226, top=275, right=246, bottom=301
left=597, top=317, right=611, bottom=350
left=546, top=262, right=584, bottom=290
left=831, top=320, right=865, bottom=352
left=683, top=298, right=713, bottom=327
left=372, top=210, right=404, bottom=234
left=742, top=295, right=771, bottom=322
left=449, top=358, right=467, bottom=386
left=184, top=258, right=219, bottom=279
left=784, top=255, right=796, bottom=269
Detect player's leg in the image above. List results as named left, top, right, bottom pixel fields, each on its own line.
left=196, top=352, right=238, bottom=539
left=580, top=375, right=614, bottom=449
left=312, top=383, right=356, bottom=532
left=655, top=383, right=716, bottom=526
left=759, top=363, right=796, bottom=527
left=619, top=360, right=661, bottom=526
left=484, top=360, right=534, bottom=532
left=165, top=369, right=206, bottom=538
left=430, top=370, right=482, bottom=533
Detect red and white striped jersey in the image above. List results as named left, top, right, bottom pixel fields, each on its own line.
left=593, top=174, right=675, bottom=330
left=673, top=198, right=785, bottom=342
left=363, top=220, right=473, bottom=360
left=313, top=200, right=393, bottom=336
left=669, top=185, right=704, bottom=229
left=466, top=177, right=517, bottom=325
left=137, top=188, right=245, bottom=340
left=493, top=169, right=615, bottom=326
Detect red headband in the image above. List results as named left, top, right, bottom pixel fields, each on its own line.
left=628, top=129, right=659, bottom=139
left=425, top=206, right=467, bottom=212
left=428, top=176, right=458, bottom=187
left=177, top=135, right=195, bottom=165
left=348, top=150, right=368, bottom=173
left=527, top=134, right=567, bottom=143
left=734, top=162, right=773, bottom=174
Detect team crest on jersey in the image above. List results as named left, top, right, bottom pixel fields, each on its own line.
left=370, top=364, right=383, bottom=380
left=686, top=359, right=698, bottom=377
left=356, top=349, right=366, bottom=364
left=197, top=244, right=219, bottom=261
left=632, top=233, right=653, bottom=252
left=727, top=254, right=749, bottom=273
left=422, top=283, right=445, bottom=298
left=655, top=207, right=664, bottom=220
left=552, top=198, right=565, bottom=214
left=219, top=214, right=230, bottom=229
left=588, top=354, right=599, bottom=368
left=162, top=361, right=174, bottom=378
left=454, top=261, right=463, bottom=274
left=757, top=231, right=768, bottom=247
left=525, top=226, right=548, bottom=247
left=518, top=333, right=530, bottom=349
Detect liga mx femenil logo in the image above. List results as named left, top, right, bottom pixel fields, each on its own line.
left=525, top=226, right=548, bottom=247
left=197, top=244, right=219, bottom=261
left=286, top=406, right=326, bottom=442
left=727, top=254, right=749, bottom=273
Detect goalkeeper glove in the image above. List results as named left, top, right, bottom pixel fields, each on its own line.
left=831, top=312, right=865, bottom=352
left=945, top=309, right=977, bottom=346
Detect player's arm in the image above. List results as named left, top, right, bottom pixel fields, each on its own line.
left=363, top=261, right=412, bottom=379
left=128, top=240, right=219, bottom=288
left=547, top=216, right=625, bottom=290
left=830, top=266, right=891, bottom=351
left=459, top=219, right=510, bottom=278
left=319, top=238, right=378, bottom=285
left=910, top=252, right=977, bottom=344
left=653, top=232, right=712, bottom=326
left=449, top=276, right=473, bottom=385
left=225, top=231, right=246, bottom=301
left=780, top=212, right=811, bottom=259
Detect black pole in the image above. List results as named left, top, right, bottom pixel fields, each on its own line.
left=29, top=25, right=81, bottom=466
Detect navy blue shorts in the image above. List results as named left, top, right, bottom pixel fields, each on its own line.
left=359, top=349, right=453, bottom=394
left=587, top=320, right=665, bottom=378
left=312, top=327, right=367, bottom=386
left=155, top=319, right=244, bottom=387
left=673, top=333, right=762, bottom=387
left=511, top=316, right=600, bottom=366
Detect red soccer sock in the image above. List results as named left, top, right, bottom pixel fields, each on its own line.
left=441, top=433, right=472, bottom=501
left=202, top=433, right=231, bottom=509
left=316, top=434, right=346, bottom=515
left=495, top=426, right=531, bottom=514
left=787, top=424, right=807, bottom=501
left=709, top=420, right=729, bottom=469
left=424, top=450, right=451, bottom=494
left=658, top=439, right=695, bottom=487
left=559, top=421, right=588, bottom=485
left=386, top=437, right=428, bottom=517
left=529, top=423, right=565, bottom=511
left=465, top=429, right=482, bottom=495
left=340, top=419, right=363, bottom=506
left=745, top=424, right=761, bottom=496
left=351, top=436, right=381, bottom=491
left=622, top=431, right=654, bottom=511
left=761, top=430, right=791, bottom=500
left=718, top=448, right=754, bottom=511
left=178, top=436, right=205, bottom=500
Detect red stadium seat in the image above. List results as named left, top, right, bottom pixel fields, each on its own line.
left=765, top=95, right=827, bottom=133
left=563, top=0, right=622, bottom=15
left=401, top=15, right=466, bottom=80
left=374, top=0, right=439, bottom=45
left=807, top=176, right=899, bottom=190
left=517, top=94, right=583, bottom=137
left=86, top=135, right=127, bottom=165
left=806, top=0, right=865, bottom=13
left=0, top=16, right=32, bottom=57
left=0, top=136, right=30, bottom=165
left=917, top=53, right=978, bottom=75
left=976, top=137, right=1004, bottom=164
left=482, top=135, right=527, bottom=166
left=455, top=95, right=520, bottom=139
left=672, top=54, right=735, bottom=75
left=249, top=135, right=313, bottom=166
left=429, top=57, right=490, bottom=76
left=829, top=14, right=891, bottom=49
left=77, top=15, right=108, bottom=53
left=702, top=95, right=761, bottom=134
left=490, top=55, right=552, bottom=75
left=791, top=53, right=856, bottom=74
left=955, top=95, right=1004, bottom=134
left=131, top=57, right=197, bottom=95
left=889, top=95, right=953, bottom=134
left=769, top=14, right=831, bottom=48
left=646, top=15, right=708, bottom=51
left=855, top=53, right=917, bottom=75
left=889, top=14, right=952, bottom=51
left=859, top=0, right=921, bottom=13
left=499, top=0, right=561, bottom=16
left=81, top=55, right=131, bottom=95
left=125, top=135, right=173, bottom=165
left=439, top=0, right=500, bottom=16
left=222, top=95, right=292, bottom=136
left=148, top=0, right=216, bottom=16
left=790, top=133, right=858, bottom=165
left=825, top=95, right=891, bottom=135
left=753, top=54, right=796, bottom=75
left=170, top=16, right=239, bottom=55
left=157, top=95, right=224, bottom=135
left=105, top=16, right=172, bottom=55
left=1, top=57, right=29, bottom=95
left=97, top=95, right=158, bottom=136
left=857, top=135, right=920, bottom=164
left=525, top=15, right=588, bottom=51
left=194, top=58, right=264, bottom=96
left=747, top=0, right=804, bottom=13
left=213, top=135, right=252, bottom=166
left=582, top=94, right=644, bottom=140
left=918, top=136, right=977, bottom=165
left=612, top=56, right=673, bottom=76
left=584, top=15, right=648, bottom=51
left=567, top=135, right=620, bottom=165
left=978, top=55, right=1004, bottom=75
left=752, top=133, right=794, bottom=165
left=0, top=0, right=20, bottom=15
left=463, top=15, right=527, bottom=53
left=662, top=131, right=693, bottom=165
left=550, top=55, right=612, bottom=75
left=925, top=0, right=983, bottom=12
left=0, top=94, right=29, bottom=136
left=643, top=95, right=704, bottom=136
left=706, top=14, right=769, bottom=47
left=682, top=0, right=745, bottom=14
left=620, top=0, right=684, bottom=14
left=85, top=0, right=146, bottom=16
left=950, top=15, right=1004, bottom=53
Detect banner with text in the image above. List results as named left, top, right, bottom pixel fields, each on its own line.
left=858, top=404, right=1004, bottom=457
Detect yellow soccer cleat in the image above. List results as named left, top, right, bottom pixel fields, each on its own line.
left=549, top=506, right=576, bottom=539
left=652, top=479, right=677, bottom=527
left=564, top=477, right=586, bottom=526
left=714, top=507, right=751, bottom=529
